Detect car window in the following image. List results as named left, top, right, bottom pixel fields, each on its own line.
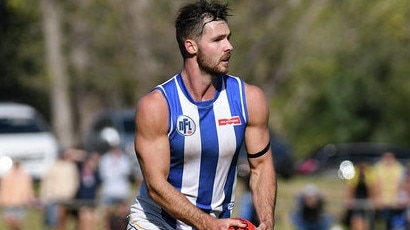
left=93, top=116, right=114, bottom=132
left=122, top=118, right=135, bottom=135
left=0, top=115, right=49, bottom=134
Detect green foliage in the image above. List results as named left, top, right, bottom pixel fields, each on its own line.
left=1, top=0, right=410, bottom=156
left=268, top=0, right=410, bottom=156
left=0, top=0, right=49, bottom=118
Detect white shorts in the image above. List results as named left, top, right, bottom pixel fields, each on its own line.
left=3, top=206, right=26, bottom=220
left=127, top=197, right=176, bottom=230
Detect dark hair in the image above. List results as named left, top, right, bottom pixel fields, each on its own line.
left=175, top=0, right=231, bottom=58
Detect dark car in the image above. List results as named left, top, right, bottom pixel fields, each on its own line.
left=84, top=109, right=135, bottom=156
left=295, top=142, right=410, bottom=178
left=238, top=130, right=295, bottom=179
left=83, top=108, right=141, bottom=179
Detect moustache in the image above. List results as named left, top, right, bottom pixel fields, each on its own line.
left=221, top=53, right=231, bottom=61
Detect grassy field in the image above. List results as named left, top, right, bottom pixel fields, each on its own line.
left=0, top=174, right=347, bottom=230
left=277, top=175, right=346, bottom=229
left=235, top=174, right=347, bottom=229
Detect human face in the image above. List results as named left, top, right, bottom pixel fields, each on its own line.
left=197, top=20, right=233, bottom=75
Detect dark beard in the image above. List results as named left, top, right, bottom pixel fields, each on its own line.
left=197, top=49, right=228, bottom=76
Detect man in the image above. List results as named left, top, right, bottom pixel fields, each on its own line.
left=374, top=152, right=404, bottom=229
left=291, top=184, right=333, bottom=230
left=40, top=148, right=80, bottom=230
left=99, top=145, right=132, bottom=230
left=0, top=161, right=35, bottom=230
left=128, top=1, right=276, bottom=229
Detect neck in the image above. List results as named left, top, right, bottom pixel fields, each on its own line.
left=181, top=62, right=219, bottom=102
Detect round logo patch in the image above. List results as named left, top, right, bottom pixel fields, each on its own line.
left=227, top=202, right=235, bottom=210
left=176, top=115, right=196, bottom=136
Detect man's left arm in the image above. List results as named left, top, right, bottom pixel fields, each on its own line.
left=244, top=83, right=277, bottom=230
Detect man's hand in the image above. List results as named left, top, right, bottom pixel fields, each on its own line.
left=204, top=217, right=248, bottom=230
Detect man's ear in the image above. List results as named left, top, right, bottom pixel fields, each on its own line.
left=185, top=39, right=198, bottom=54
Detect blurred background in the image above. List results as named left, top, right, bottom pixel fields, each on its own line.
left=1, top=0, right=410, bottom=229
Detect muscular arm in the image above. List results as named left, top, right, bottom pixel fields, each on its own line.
left=135, top=90, right=244, bottom=230
left=244, top=84, right=277, bottom=229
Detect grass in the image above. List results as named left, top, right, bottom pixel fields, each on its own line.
left=234, top=174, right=347, bottom=230
left=275, top=175, right=346, bottom=229
left=0, top=174, right=347, bottom=230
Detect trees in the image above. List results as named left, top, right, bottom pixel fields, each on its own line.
left=1, top=0, right=409, bottom=157
left=41, top=0, right=74, bottom=147
left=268, top=0, right=410, bottom=156
left=0, top=0, right=48, bottom=116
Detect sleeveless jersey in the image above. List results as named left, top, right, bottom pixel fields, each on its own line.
left=136, top=73, right=248, bottom=229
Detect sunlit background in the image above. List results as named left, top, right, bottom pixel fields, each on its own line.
left=1, top=0, right=410, bottom=229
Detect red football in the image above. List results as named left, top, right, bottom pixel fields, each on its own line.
left=228, top=218, right=256, bottom=230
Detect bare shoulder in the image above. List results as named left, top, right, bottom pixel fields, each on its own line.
left=137, top=89, right=167, bottom=112
left=136, top=89, right=168, bottom=131
left=244, top=83, right=268, bottom=117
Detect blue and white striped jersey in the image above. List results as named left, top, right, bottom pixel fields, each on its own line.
left=136, top=73, right=249, bottom=229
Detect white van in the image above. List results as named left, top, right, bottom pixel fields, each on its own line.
left=0, top=102, right=60, bottom=179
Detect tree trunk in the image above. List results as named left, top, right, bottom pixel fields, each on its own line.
left=41, top=0, right=74, bottom=148
left=69, top=0, right=94, bottom=145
